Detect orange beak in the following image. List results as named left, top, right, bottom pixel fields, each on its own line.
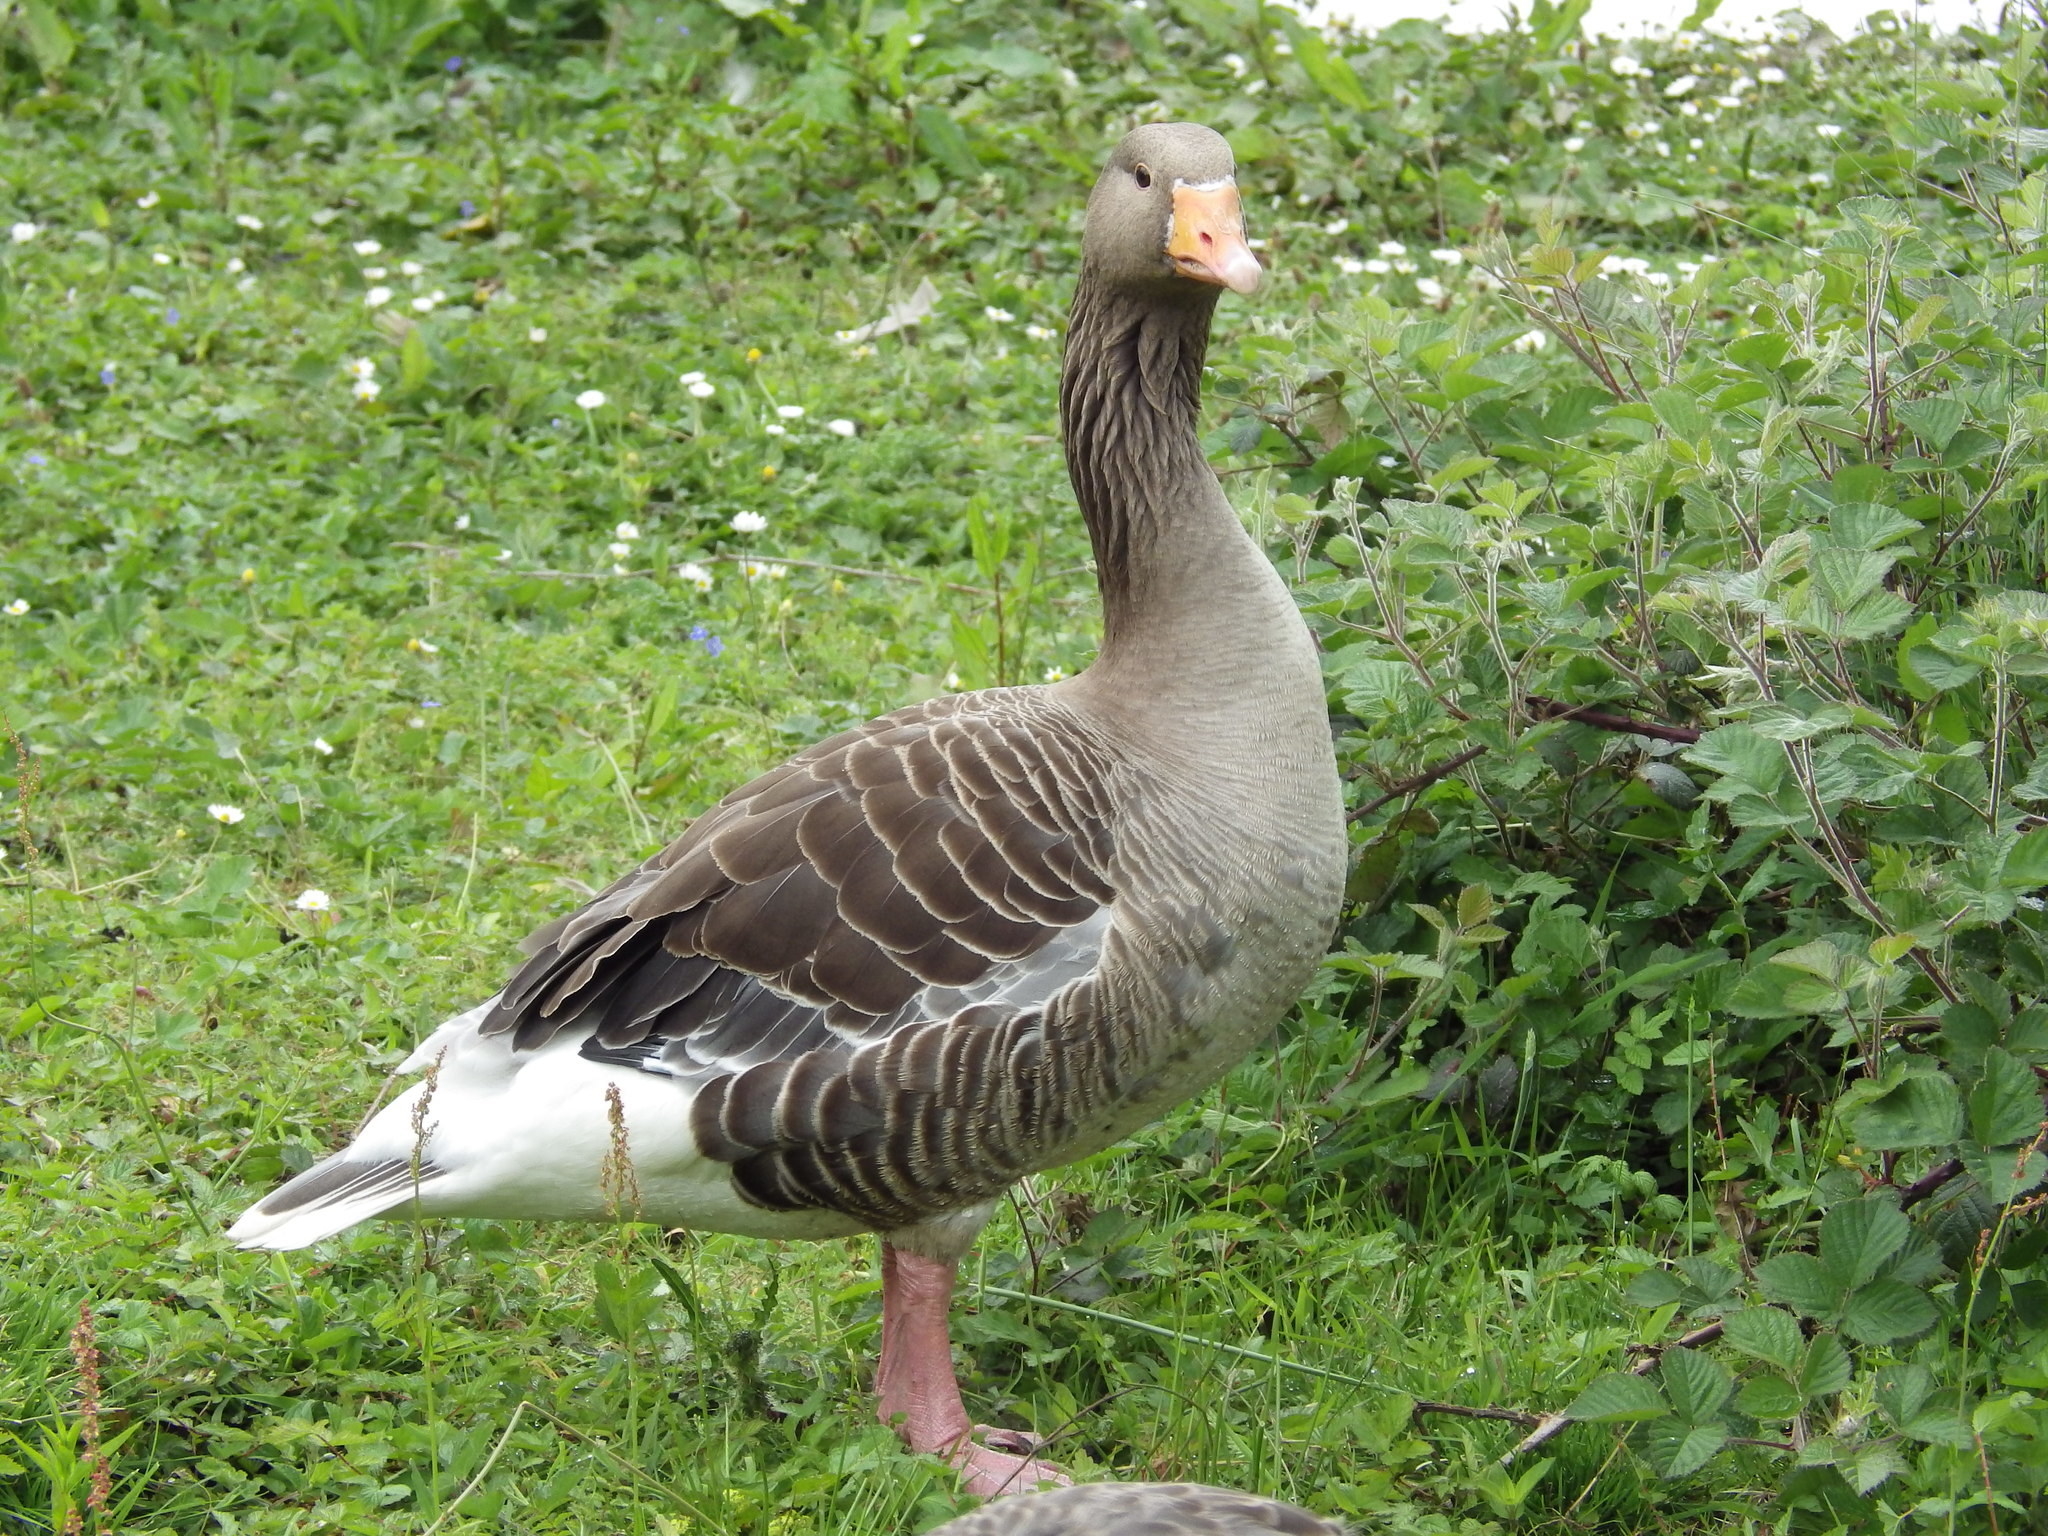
left=1166, top=180, right=1261, bottom=295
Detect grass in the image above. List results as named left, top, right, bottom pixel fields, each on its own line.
left=7, top=1, right=2042, bottom=1532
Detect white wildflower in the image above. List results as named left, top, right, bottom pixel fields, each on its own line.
left=730, top=510, right=768, bottom=534
left=137, top=191, right=160, bottom=209
left=1714, top=94, right=1741, bottom=109
left=826, top=418, right=857, bottom=437
left=1415, top=277, right=1446, bottom=302
left=1610, top=54, right=1641, bottom=76
left=1759, top=66, right=1787, bottom=83
left=679, top=370, right=706, bottom=384
left=353, top=378, right=381, bottom=401
left=235, top=214, right=264, bottom=231
left=208, top=803, right=245, bottom=825
left=454, top=514, right=470, bottom=531
left=400, top=259, right=424, bottom=276
left=291, top=889, right=331, bottom=912
left=347, top=357, right=376, bottom=380
left=1377, top=239, right=1406, bottom=256
left=615, top=521, right=639, bottom=540
left=226, top=256, right=246, bottom=274
left=312, top=737, right=335, bottom=755
left=1512, top=329, right=1548, bottom=353
left=984, top=306, right=1015, bottom=323
left=1336, top=257, right=1365, bottom=276
left=152, top=251, right=172, bottom=265
left=411, top=291, right=441, bottom=313
left=352, top=239, right=382, bottom=256
left=1816, top=123, right=1844, bottom=139
left=676, top=562, right=714, bottom=591
left=1043, top=667, right=1068, bottom=683
left=1429, top=248, right=1462, bottom=266
left=407, top=637, right=439, bottom=654
left=1222, top=52, right=1248, bottom=77
left=1363, top=258, right=1391, bottom=275
left=576, top=388, right=606, bottom=410
left=1664, top=74, right=1698, bottom=97
left=365, top=286, right=393, bottom=307
left=764, top=423, right=787, bottom=436
left=528, top=326, right=547, bottom=342
left=1323, top=218, right=1350, bottom=236
left=1563, top=136, right=1586, bottom=153
left=3, top=599, right=28, bottom=617
left=1393, top=259, right=1417, bottom=274
left=10, top=222, right=39, bottom=244
left=1024, top=324, right=1056, bottom=341
left=742, top=560, right=788, bottom=581
left=608, top=541, right=633, bottom=559
left=776, top=404, right=805, bottom=420
left=687, top=379, right=715, bottom=398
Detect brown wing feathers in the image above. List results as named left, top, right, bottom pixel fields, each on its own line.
left=478, top=699, right=1120, bottom=1227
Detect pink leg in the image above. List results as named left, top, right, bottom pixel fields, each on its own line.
left=874, top=1242, right=1070, bottom=1498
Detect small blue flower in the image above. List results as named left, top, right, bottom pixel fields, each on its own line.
left=25, top=451, right=47, bottom=466
left=688, top=624, right=710, bottom=642
left=99, top=365, right=115, bottom=386
left=704, top=635, right=724, bottom=658
left=459, top=199, right=475, bottom=218
left=165, top=307, right=180, bottom=325
left=445, top=55, right=463, bottom=73
left=678, top=22, right=691, bottom=33
left=421, top=698, right=443, bottom=709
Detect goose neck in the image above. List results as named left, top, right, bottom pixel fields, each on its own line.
left=1059, top=271, right=1287, bottom=681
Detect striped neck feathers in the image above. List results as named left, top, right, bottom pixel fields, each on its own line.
left=1058, top=270, right=1224, bottom=657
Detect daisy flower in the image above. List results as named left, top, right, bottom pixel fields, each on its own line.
left=291, top=889, right=331, bottom=912
left=208, top=804, right=245, bottom=825
left=730, top=510, right=768, bottom=534
left=576, top=389, right=606, bottom=409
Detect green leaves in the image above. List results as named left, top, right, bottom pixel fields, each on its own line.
left=1842, top=1065, right=1964, bottom=1150
left=1755, top=1198, right=1939, bottom=1344
left=1566, top=1372, right=1667, bottom=1423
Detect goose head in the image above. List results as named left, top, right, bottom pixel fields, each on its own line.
left=1082, top=122, right=1260, bottom=298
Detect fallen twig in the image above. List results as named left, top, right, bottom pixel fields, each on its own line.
left=979, top=1284, right=1370, bottom=1388
left=1412, top=1400, right=1541, bottom=1428
left=1501, top=1157, right=1969, bottom=1466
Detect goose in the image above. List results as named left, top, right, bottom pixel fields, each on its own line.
left=230, top=121, right=1346, bottom=1498
left=927, top=1483, right=1345, bottom=1534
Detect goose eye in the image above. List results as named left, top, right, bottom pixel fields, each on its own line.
left=1133, top=165, right=1153, bottom=190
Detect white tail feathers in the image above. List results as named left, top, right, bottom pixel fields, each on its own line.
left=226, top=1158, right=442, bottom=1251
